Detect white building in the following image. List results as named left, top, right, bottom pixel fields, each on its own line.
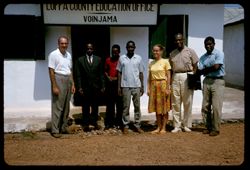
left=4, top=3, right=226, bottom=132
left=223, top=5, right=244, bottom=89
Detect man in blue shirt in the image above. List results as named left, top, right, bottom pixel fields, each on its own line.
left=116, top=41, right=145, bottom=134
left=197, top=36, right=225, bottom=136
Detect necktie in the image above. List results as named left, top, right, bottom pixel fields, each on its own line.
left=88, top=56, right=92, bottom=64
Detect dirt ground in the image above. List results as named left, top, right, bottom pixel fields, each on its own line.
left=3, top=119, right=245, bottom=167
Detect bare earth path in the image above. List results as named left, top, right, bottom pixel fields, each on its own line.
left=3, top=121, right=245, bottom=167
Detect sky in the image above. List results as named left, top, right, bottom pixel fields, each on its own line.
left=224, top=4, right=243, bottom=8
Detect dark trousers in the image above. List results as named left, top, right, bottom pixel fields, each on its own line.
left=105, top=80, right=123, bottom=127
left=81, top=94, right=99, bottom=127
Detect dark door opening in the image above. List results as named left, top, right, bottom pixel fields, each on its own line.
left=149, top=15, right=188, bottom=58
left=71, top=26, right=110, bottom=106
left=71, top=26, right=110, bottom=61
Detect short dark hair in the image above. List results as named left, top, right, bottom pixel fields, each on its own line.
left=86, top=42, right=95, bottom=49
left=174, top=33, right=184, bottom=39
left=126, top=40, right=135, bottom=47
left=112, top=44, right=120, bottom=52
left=204, top=36, right=215, bottom=44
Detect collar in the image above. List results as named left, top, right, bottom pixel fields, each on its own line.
left=86, top=54, right=93, bottom=58
left=125, top=54, right=136, bottom=59
left=57, top=48, right=68, bottom=57
left=206, top=49, right=216, bottom=56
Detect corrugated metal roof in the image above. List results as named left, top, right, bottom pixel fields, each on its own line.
left=224, top=4, right=244, bottom=25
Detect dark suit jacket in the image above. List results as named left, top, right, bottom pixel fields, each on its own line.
left=76, top=55, right=105, bottom=98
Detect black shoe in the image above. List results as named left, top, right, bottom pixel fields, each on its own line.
left=202, top=129, right=210, bottom=134
left=104, top=126, right=110, bottom=131
left=114, top=125, right=122, bottom=130
left=117, top=124, right=124, bottom=130
left=51, top=133, right=62, bottom=138
left=62, top=127, right=73, bottom=134
left=83, top=126, right=91, bottom=132
left=94, top=124, right=101, bottom=130
left=123, top=127, right=129, bottom=134
left=209, top=131, right=220, bottom=136
left=135, top=127, right=144, bottom=133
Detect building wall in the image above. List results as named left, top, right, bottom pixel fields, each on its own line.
left=4, top=3, right=225, bottom=132
left=223, top=22, right=244, bottom=88
left=160, top=4, right=224, bottom=56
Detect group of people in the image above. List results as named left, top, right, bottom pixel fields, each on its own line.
left=48, top=33, right=225, bottom=138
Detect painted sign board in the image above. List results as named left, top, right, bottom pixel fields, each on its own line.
left=43, top=3, right=158, bottom=25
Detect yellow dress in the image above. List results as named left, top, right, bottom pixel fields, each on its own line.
left=148, top=58, right=171, bottom=114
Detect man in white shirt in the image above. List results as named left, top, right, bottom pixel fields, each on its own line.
left=48, top=36, right=75, bottom=138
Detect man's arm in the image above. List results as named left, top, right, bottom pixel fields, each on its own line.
left=99, top=57, right=105, bottom=92
left=48, top=68, right=60, bottom=95
left=190, top=48, right=199, bottom=74
left=75, top=59, right=83, bottom=95
left=139, top=72, right=144, bottom=96
left=104, top=58, right=112, bottom=82
left=192, top=62, right=198, bottom=73
left=198, top=64, right=221, bottom=76
left=70, top=72, right=75, bottom=94
left=117, top=72, right=122, bottom=96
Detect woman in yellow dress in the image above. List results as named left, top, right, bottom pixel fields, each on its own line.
left=147, top=44, right=171, bottom=134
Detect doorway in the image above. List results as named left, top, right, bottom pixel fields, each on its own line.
left=149, top=15, right=188, bottom=58
left=71, top=26, right=110, bottom=62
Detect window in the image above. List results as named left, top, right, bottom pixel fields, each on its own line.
left=3, top=15, right=45, bottom=60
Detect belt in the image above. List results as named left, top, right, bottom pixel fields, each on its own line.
left=206, top=76, right=224, bottom=79
left=151, top=79, right=165, bottom=81
left=174, top=71, right=192, bottom=73
left=55, top=73, right=71, bottom=77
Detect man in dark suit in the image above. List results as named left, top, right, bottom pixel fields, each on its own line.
left=76, top=43, right=105, bottom=132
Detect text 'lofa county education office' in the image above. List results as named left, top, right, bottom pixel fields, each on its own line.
left=3, top=3, right=225, bottom=132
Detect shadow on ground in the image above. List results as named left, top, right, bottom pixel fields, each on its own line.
left=70, top=112, right=176, bottom=132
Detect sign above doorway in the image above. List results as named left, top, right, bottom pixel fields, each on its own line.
left=43, top=3, right=158, bottom=25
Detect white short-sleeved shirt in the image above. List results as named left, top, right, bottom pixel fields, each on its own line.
left=116, top=53, right=144, bottom=88
left=48, top=48, right=72, bottom=75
